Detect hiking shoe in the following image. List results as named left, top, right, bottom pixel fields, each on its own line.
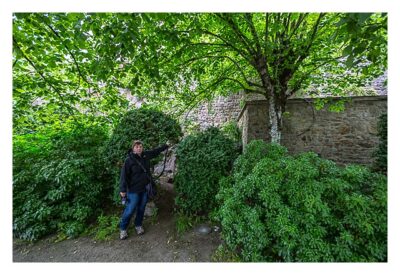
left=135, top=226, right=145, bottom=235
left=120, top=230, right=128, bottom=240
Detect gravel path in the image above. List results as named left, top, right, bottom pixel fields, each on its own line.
left=13, top=185, right=222, bottom=262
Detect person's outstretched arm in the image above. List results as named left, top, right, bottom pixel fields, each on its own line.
left=145, top=144, right=168, bottom=159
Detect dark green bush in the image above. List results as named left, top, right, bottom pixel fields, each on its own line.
left=372, top=113, right=387, bottom=174
left=105, top=107, right=182, bottom=167
left=104, top=107, right=182, bottom=203
left=217, top=140, right=387, bottom=262
left=174, top=127, right=239, bottom=215
left=13, top=120, right=111, bottom=241
left=220, top=120, right=242, bottom=144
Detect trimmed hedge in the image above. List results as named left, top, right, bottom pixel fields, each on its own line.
left=104, top=107, right=182, bottom=203
left=105, top=107, right=182, bottom=166
left=174, top=127, right=239, bottom=215
left=217, top=140, right=387, bottom=262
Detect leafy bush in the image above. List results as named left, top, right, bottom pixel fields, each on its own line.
left=93, top=214, right=121, bottom=241
left=104, top=107, right=182, bottom=203
left=175, top=211, right=202, bottom=236
left=105, top=107, right=182, bottom=166
left=220, top=120, right=242, bottom=144
left=217, top=140, right=387, bottom=262
left=13, top=120, right=111, bottom=241
left=372, top=113, right=387, bottom=174
left=174, top=127, right=239, bottom=215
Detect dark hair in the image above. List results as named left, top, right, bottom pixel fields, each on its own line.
left=132, top=140, right=143, bottom=147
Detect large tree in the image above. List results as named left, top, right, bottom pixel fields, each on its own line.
left=13, top=13, right=387, bottom=142
left=140, top=13, right=387, bottom=143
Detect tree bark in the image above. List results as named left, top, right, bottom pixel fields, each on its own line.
left=255, top=56, right=283, bottom=144
left=268, top=95, right=282, bottom=144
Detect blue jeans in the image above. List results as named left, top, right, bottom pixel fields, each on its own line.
left=120, top=191, right=148, bottom=230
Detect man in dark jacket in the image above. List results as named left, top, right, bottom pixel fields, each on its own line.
left=119, top=140, right=168, bottom=240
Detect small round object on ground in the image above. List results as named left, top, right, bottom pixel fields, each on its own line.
left=196, top=224, right=212, bottom=235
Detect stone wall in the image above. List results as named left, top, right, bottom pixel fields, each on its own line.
left=185, top=93, right=243, bottom=129
left=238, top=96, right=387, bottom=165
left=184, top=90, right=387, bottom=166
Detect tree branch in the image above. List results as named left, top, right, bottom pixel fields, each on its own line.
left=175, top=54, right=258, bottom=89
left=13, top=37, right=75, bottom=117
left=289, top=55, right=344, bottom=95
left=200, top=29, right=253, bottom=63
left=215, top=13, right=257, bottom=57
left=287, top=13, right=308, bottom=41
left=38, top=15, right=102, bottom=115
left=293, top=13, right=326, bottom=71
left=264, top=13, right=269, bottom=58
left=162, top=39, right=252, bottom=69
left=284, top=13, right=291, bottom=34
left=180, top=68, right=264, bottom=118
left=244, top=13, right=262, bottom=55
left=40, top=17, right=89, bottom=88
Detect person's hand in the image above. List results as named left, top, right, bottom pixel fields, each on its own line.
left=120, top=192, right=126, bottom=197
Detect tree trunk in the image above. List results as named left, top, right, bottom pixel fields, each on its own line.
left=268, top=95, right=283, bottom=144
left=256, top=56, right=283, bottom=144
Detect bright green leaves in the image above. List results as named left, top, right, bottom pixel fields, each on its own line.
left=13, top=118, right=112, bottom=240
left=216, top=140, right=387, bottom=262
left=13, top=13, right=142, bottom=133
left=12, top=12, right=387, bottom=137
left=13, top=13, right=93, bottom=132
left=336, top=13, right=387, bottom=66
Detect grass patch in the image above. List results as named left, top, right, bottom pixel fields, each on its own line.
left=211, top=244, right=241, bottom=262
left=175, top=211, right=203, bottom=236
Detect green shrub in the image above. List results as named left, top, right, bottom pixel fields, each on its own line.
left=220, top=120, right=242, bottom=144
left=13, top=120, right=112, bottom=241
left=175, top=211, right=202, bottom=236
left=105, top=107, right=182, bottom=166
left=104, top=107, right=182, bottom=203
left=93, top=214, right=120, bottom=241
left=217, top=140, right=387, bottom=262
left=174, top=127, right=239, bottom=215
left=372, top=113, right=387, bottom=174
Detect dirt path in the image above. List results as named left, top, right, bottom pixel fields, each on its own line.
left=13, top=184, right=222, bottom=262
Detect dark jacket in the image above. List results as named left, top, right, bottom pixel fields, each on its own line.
left=119, top=144, right=168, bottom=193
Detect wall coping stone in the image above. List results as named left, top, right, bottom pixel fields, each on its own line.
left=237, top=95, right=387, bottom=122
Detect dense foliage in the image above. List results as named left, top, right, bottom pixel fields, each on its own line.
left=92, top=214, right=121, bottom=241
left=13, top=13, right=387, bottom=142
left=216, top=140, right=387, bottom=262
left=220, top=120, right=242, bottom=145
left=13, top=120, right=112, bottom=241
left=12, top=13, right=133, bottom=133
left=372, top=113, right=387, bottom=174
left=174, top=127, right=239, bottom=215
left=104, top=108, right=182, bottom=202
left=12, top=12, right=387, bottom=249
left=105, top=107, right=182, bottom=166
